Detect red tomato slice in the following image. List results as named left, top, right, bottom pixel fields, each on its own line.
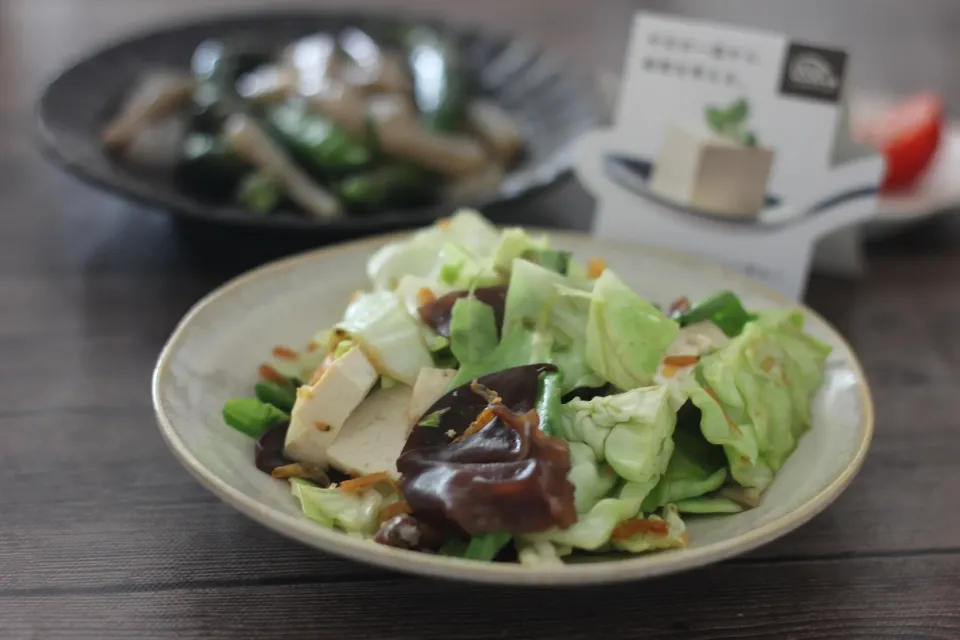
left=859, top=92, right=944, bottom=193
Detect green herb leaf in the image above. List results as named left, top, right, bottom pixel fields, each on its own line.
left=727, top=98, right=749, bottom=126
left=417, top=407, right=450, bottom=427
left=222, top=398, right=289, bottom=438
left=705, top=106, right=727, bottom=134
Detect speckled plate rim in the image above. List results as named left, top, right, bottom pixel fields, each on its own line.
left=152, top=230, right=874, bottom=586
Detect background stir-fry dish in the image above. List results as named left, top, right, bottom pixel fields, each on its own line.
left=221, top=210, right=831, bottom=565
left=101, top=28, right=525, bottom=218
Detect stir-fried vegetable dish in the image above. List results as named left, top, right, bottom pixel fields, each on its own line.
left=221, top=210, right=832, bottom=565
left=101, top=27, right=524, bottom=218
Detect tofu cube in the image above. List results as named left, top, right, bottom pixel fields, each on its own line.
left=283, top=346, right=379, bottom=467
left=405, top=367, right=457, bottom=426
left=327, top=385, right=415, bottom=478
left=649, top=122, right=775, bottom=219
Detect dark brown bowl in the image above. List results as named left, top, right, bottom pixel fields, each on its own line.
left=35, top=10, right=599, bottom=236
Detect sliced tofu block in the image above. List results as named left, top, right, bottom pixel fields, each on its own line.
left=405, top=368, right=457, bottom=426
left=649, top=122, right=774, bottom=218
left=283, top=346, right=378, bottom=467
left=327, top=385, right=414, bottom=478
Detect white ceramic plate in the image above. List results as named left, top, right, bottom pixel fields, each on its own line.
left=152, top=231, right=874, bottom=586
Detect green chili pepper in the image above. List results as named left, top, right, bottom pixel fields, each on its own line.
left=403, top=27, right=468, bottom=133
left=236, top=172, right=281, bottom=214
left=175, top=132, right=251, bottom=200
left=254, top=380, right=297, bottom=412
left=222, top=398, right=289, bottom=438
left=336, top=163, right=435, bottom=213
left=536, top=370, right=564, bottom=438
left=673, top=291, right=755, bottom=337
left=264, top=102, right=375, bottom=177
left=187, top=39, right=272, bottom=133
left=462, top=532, right=512, bottom=561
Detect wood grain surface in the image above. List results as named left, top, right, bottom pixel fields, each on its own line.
left=2, top=0, right=960, bottom=638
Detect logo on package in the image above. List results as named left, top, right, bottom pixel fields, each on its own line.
left=778, top=43, right=847, bottom=104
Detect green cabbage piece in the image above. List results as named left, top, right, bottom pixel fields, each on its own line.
left=689, top=312, right=831, bottom=492
left=366, top=209, right=500, bottom=290
left=447, top=322, right=535, bottom=390
left=366, top=210, right=565, bottom=293
left=674, top=496, right=744, bottom=514
left=435, top=242, right=503, bottom=289
left=490, top=228, right=550, bottom=273
left=561, top=386, right=676, bottom=485
left=516, top=539, right=572, bottom=568
left=582, top=270, right=679, bottom=390
left=523, top=477, right=659, bottom=550
left=337, top=291, right=434, bottom=386
left=502, top=259, right=604, bottom=393
left=290, top=478, right=385, bottom=536
left=642, top=407, right=728, bottom=511
left=567, top=442, right=618, bottom=514
left=611, top=503, right=687, bottom=553
left=449, top=296, right=500, bottom=365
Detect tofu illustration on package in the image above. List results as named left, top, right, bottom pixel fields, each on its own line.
left=649, top=121, right=775, bottom=220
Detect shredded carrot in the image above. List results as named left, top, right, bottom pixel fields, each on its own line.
left=668, top=296, right=691, bottom=315
left=454, top=407, right=497, bottom=443
left=586, top=257, right=607, bottom=279
left=661, top=364, right=679, bottom=380
left=611, top=518, right=670, bottom=540
left=436, top=217, right=451, bottom=229
left=704, top=387, right=742, bottom=435
left=308, top=352, right=337, bottom=386
left=469, top=380, right=502, bottom=405
left=306, top=341, right=321, bottom=353
left=339, top=472, right=401, bottom=495
left=272, top=346, right=299, bottom=360
left=663, top=354, right=700, bottom=367
left=416, top=287, right=437, bottom=308
left=258, top=364, right=288, bottom=385
left=313, top=421, right=332, bottom=432
left=378, top=501, right=412, bottom=523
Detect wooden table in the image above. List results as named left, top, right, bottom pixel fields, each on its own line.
left=3, top=0, right=959, bottom=637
